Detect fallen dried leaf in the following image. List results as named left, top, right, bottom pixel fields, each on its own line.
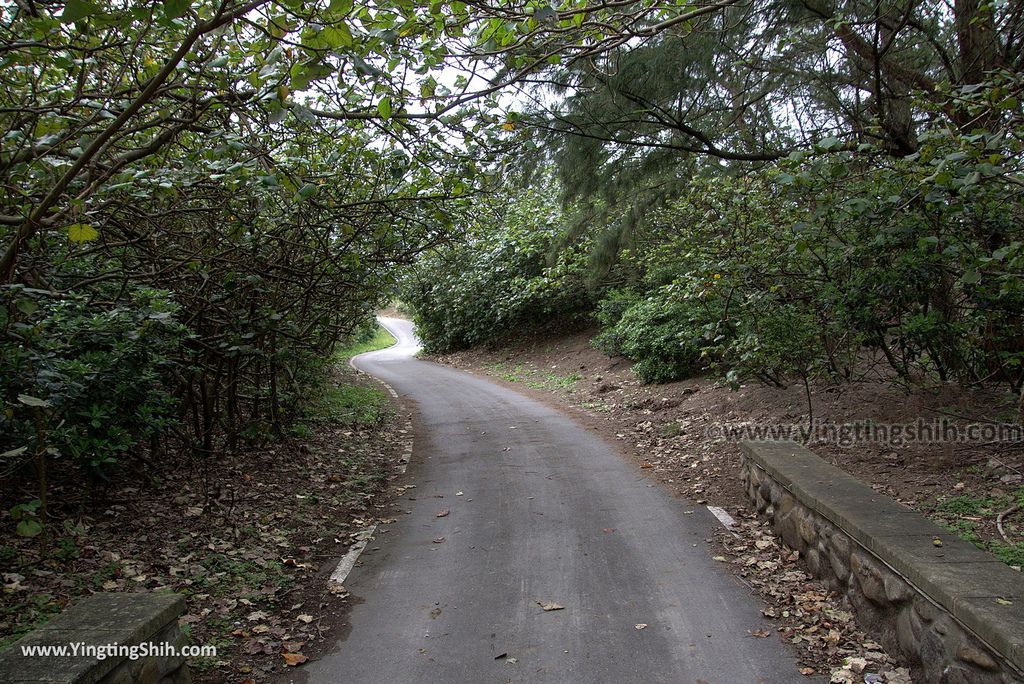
left=282, top=652, right=308, bottom=666
left=883, top=667, right=912, bottom=684
left=436, top=508, right=450, bottom=518
left=829, top=668, right=855, bottom=684
left=847, top=657, right=868, bottom=674
left=536, top=601, right=564, bottom=611
left=296, top=614, right=314, bottom=623
left=634, top=623, right=648, bottom=630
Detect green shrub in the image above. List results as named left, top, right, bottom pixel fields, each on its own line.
left=403, top=190, right=594, bottom=353
left=587, top=132, right=1024, bottom=391
left=594, top=289, right=708, bottom=384
left=1, top=285, right=185, bottom=476
left=591, top=288, right=640, bottom=355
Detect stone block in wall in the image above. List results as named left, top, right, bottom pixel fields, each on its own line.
left=851, top=551, right=888, bottom=607
left=828, top=532, right=851, bottom=583
left=0, top=593, right=189, bottom=684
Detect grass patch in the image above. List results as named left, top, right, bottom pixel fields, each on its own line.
left=503, top=370, right=524, bottom=383
left=488, top=361, right=522, bottom=383
left=300, top=383, right=390, bottom=428
left=200, top=554, right=292, bottom=594
left=660, top=421, right=686, bottom=438
left=938, top=518, right=982, bottom=544
left=335, top=324, right=396, bottom=361
left=290, top=323, right=395, bottom=435
left=936, top=494, right=996, bottom=517
left=932, top=486, right=1024, bottom=568
left=547, top=371, right=582, bottom=389
left=487, top=362, right=580, bottom=392
left=991, top=541, right=1024, bottom=566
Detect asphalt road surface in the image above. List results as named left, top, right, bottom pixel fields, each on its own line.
left=301, top=316, right=811, bottom=683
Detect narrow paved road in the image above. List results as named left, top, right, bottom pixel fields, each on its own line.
left=302, top=317, right=810, bottom=683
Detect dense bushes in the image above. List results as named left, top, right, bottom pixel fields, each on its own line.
left=1, top=286, right=184, bottom=474
left=408, top=80, right=1024, bottom=396
left=593, top=289, right=708, bottom=383
left=0, top=1, right=479, bottom=539
left=595, top=131, right=1023, bottom=389
left=402, top=191, right=595, bottom=353
left=598, top=113, right=1023, bottom=388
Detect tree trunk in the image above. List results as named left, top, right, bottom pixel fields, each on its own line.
left=954, top=0, right=1001, bottom=85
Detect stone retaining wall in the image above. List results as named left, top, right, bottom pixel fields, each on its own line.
left=0, top=593, right=189, bottom=684
left=741, top=441, right=1024, bottom=684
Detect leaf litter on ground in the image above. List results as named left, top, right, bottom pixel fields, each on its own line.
left=1, top=363, right=410, bottom=682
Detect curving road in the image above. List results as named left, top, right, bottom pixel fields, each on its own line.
left=301, top=317, right=811, bottom=683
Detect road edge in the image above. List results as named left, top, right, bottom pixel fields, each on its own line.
left=329, top=319, right=414, bottom=586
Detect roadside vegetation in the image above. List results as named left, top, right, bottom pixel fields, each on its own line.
left=1, top=327, right=403, bottom=679
left=403, top=189, right=596, bottom=353
left=2, top=0, right=1023, bottom=680
left=407, top=111, right=1024, bottom=399
left=402, top=4, right=1024, bottom=404
left=336, top=325, right=397, bottom=362
left=489, top=360, right=584, bottom=392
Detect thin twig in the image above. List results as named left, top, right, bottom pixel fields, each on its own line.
left=997, top=504, right=1020, bottom=545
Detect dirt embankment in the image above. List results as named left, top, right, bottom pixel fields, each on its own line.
left=434, top=329, right=1022, bottom=537
left=432, top=328, right=1023, bottom=682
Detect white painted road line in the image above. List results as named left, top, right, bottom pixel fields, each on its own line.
left=330, top=525, right=378, bottom=585
left=707, top=504, right=739, bottom=533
